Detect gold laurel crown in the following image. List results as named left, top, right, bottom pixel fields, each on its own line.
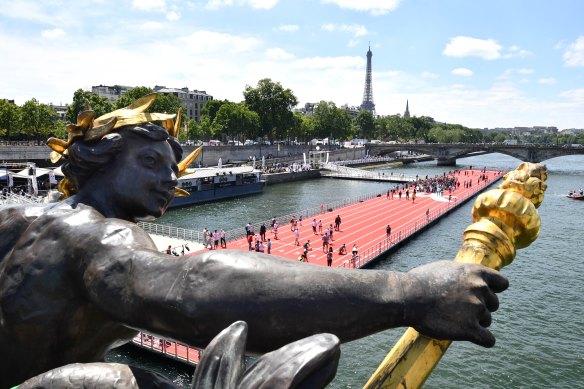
left=48, top=92, right=201, bottom=199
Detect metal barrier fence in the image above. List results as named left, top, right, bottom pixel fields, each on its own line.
left=339, top=178, right=494, bottom=268
left=0, top=191, right=45, bottom=206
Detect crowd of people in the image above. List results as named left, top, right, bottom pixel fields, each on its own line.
left=185, top=211, right=363, bottom=269
left=163, top=167, right=498, bottom=269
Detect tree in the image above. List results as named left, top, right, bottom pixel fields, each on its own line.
left=20, top=99, right=57, bottom=142
left=188, top=117, right=213, bottom=142
left=201, top=99, right=228, bottom=124
left=66, top=89, right=114, bottom=124
left=115, top=87, right=183, bottom=116
left=354, top=110, right=375, bottom=139
left=213, top=102, right=260, bottom=142
left=0, top=99, right=21, bottom=140
left=310, top=101, right=353, bottom=142
left=376, top=115, right=414, bottom=142
left=406, top=116, right=433, bottom=142
left=243, top=78, right=298, bottom=141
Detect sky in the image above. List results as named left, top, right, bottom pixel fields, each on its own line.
left=1, top=0, right=583, bottom=130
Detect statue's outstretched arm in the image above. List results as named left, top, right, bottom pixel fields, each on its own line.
left=79, top=228, right=507, bottom=352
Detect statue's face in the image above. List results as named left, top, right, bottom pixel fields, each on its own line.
left=107, top=134, right=178, bottom=221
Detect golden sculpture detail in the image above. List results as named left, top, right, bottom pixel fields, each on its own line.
left=365, top=162, right=548, bottom=389
left=48, top=93, right=202, bottom=199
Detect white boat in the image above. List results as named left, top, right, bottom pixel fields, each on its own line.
left=170, top=165, right=263, bottom=208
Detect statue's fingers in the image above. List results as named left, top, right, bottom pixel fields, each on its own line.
left=483, top=288, right=500, bottom=312
left=470, top=325, right=496, bottom=348
left=478, top=307, right=492, bottom=328
left=480, top=268, right=509, bottom=293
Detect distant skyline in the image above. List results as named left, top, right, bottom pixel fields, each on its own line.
left=1, top=0, right=583, bottom=129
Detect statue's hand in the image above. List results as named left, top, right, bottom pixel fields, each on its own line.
left=404, top=260, right=509, bottom=348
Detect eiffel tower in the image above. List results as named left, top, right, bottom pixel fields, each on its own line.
left=360, top=44, right=375, bottom=114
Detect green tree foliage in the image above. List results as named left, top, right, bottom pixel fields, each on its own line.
left=201, top=99, right=228, bottom=124
left=354, top=110, right=375, bottom=139
left=66, top=89, right=114, bottom=124
left=375, top=114, right=413, bottom=141
left=20, top=99, right=58, bottom=141
left=243, top=78, right=298, bottom=140
left=406, top=116, right=433, bottom=142
left=213, top=102, right=260, bottom=141
left=0, top=99, right=22, bottom=140
left=426, top=123, right=485, bottom=144
left=188, top=118, right=213, bottom=142
left=115, top=86, right=183, bottom=116
left=312, top=101, right=352, bottom=141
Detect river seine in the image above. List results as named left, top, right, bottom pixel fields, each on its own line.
left=107, top=153, right=584, bottom=388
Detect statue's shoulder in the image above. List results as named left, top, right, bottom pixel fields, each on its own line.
left=51, top=203, right=153, bottom=249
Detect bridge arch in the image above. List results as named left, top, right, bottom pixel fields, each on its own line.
left=367, top=143, right=584, bottom=165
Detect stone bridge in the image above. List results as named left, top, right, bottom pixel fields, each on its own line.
left=367, top=143, right=584, bottom=166
left=2, top=143, right=583, bottom=167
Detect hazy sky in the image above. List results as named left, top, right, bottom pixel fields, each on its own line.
left=1, top=0, right=583, bottom=129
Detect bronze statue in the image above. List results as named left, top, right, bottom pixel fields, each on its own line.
left=0, top=96, right=508, bottom=388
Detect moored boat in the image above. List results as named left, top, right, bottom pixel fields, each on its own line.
left=567, top=191, right=584, bottom=200
left=170, top=165, right=263, bottom=208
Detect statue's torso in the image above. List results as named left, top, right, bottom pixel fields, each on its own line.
left=0, top=203, right=145, bottom=386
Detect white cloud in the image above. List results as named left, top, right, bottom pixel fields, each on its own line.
left=205, top=0, right=278, bottom=10
left=276, top=24, right=299, bottom=32
left=421, top=72, right=438, bottom=79
left=321, top=0, right=401, bottom=16
left=41, top=28, right=65, bottom=39
left=504, top=45, right=532, bottom=58
left=265, top=47, right=295, bottom=60
left=166, top=10, right=180, bottom=20
left=139, top=21, right=164, bottom=30
left=497, top=68, right=535, bottom=81
left=563, top=36, right=584, bottom=67
left=180, top=30, right=261, bottom=53
left=132, top=0, right=166, bottom=11
left=290, top=56, right=363, bottom=71
left=560, top=88, right=584, bottom=102
left=443, top=36, right=502, bottom=60
left=321, top=23, right=368, bottom=37
left=518, top=68, right=534, bottom=75
left=347, top=39, right=360, bottom=48
left=538, top=77, right=556, bottom=85
left=0, top=1, right=54, bottom=24
left=451, top=68, right=473, bottom=77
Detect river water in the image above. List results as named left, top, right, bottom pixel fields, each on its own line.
left=107, top=153, right=584, bottom=388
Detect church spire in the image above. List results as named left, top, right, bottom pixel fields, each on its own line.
left=404, top=100, right=410, bottom=118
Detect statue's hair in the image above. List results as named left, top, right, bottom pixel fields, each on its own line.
left=62, top=123, right=183, bottom=190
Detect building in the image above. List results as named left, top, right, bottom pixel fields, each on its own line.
left=91, top=85, right=135, bottom=103
left=153, top=86, right=213, bottom=123
left=92, top=85, right=213, bottom=123
left=341, top=104, right=360, bottom=118
left=403, top=100, right=410, bottom=119
left=48, top=103, right=68, bottom=120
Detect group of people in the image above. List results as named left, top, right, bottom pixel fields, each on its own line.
left=203, top=227, right=227, bottom=250
left=245, top=222, right=272, bottom=254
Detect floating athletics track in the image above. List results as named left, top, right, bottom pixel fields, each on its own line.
left=132, top=168, right=505, bottom=365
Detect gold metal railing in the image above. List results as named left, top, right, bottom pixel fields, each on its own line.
left=365, top=162, right=548, bottom=389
